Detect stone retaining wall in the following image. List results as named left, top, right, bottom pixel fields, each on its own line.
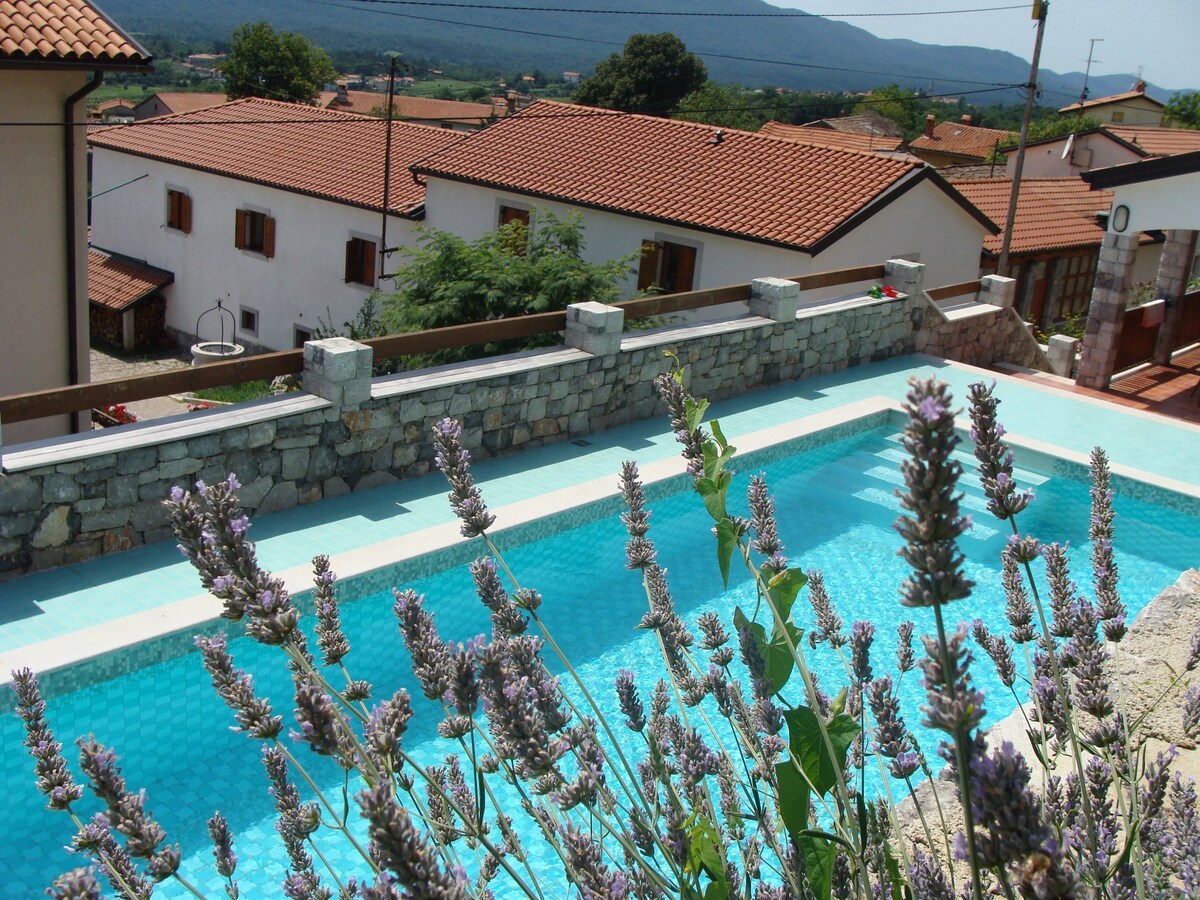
left=0, top=262, right=1048, bottom=578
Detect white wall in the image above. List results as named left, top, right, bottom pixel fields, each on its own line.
left=423, top=174, right=985, bottom=316
left=90, top=150, right=421, bottom=351
left=0, top=69, right=91, bottom=443
left=1105, top=172, right=1200, bottom=235
left=1006, top=134, right=1142, bottom=178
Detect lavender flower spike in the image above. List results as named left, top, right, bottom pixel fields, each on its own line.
left=432, top=417, right=496, bottom=538
left=47, top=868, right=103, bottom=900
left=358, top=781, right=469, bottom=899
left=11, top=668, right=84, bottom=811
left=654, top=369, right=706, bottom=479
left=967, top=380, right=1033, bottom=520
left=895, top=377, right=974, bottom=609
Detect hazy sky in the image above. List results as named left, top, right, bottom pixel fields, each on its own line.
left=776, top=0, right=1197, bottom=94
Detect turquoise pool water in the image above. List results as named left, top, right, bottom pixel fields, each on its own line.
left=3, top=425, right=1198, bottom=896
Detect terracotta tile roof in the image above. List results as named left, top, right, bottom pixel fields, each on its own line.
left=413, top=100, right=960, bottom=252
left=1, top=0, right=149, bottom=66
left=803, top=114, right=903, bottom=138
left=320, top=90, right=494, bottom=124
left=1059, top=89, right=1165, bottom=114
left=758, top=120, right=904, bottom=154
left=910, top=121, right=1013, bottom=161
left=1104, top=126, right=1200, bottom=158
left=87, top=249, right=173, bottom=310
left=95, top=97, right=133, bottom=111
left=89, top=97, right=462, bottom=216
left=949, top=177, right=1117, bottom=255
left=135, top=92, right=229, bottom=117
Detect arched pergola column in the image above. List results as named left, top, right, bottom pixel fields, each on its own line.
left=1153, top=229, right=1199, bottom=365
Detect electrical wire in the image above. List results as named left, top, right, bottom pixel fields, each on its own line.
left=296, top=0, right=1026, bottom=88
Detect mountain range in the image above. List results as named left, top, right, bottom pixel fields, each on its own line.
left=103, top=0, right=1167, bottom=107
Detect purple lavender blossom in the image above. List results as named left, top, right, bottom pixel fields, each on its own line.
left=850, top=620, right=875, bottom=685
left=966, top=740, right=1051, bottom=869
left=558, top=824, right=629, bottom=899
left=291, top=675, right=351, bottom=762
left=208, top=812, right=238, bottom=881
left=1183, top=686, right=1200, bottom=738
left=867, top=676, right=919, bottom=779
left=364, top=690, right=414, bottom=774
left=432, top=417, right=496, bottom=538
left=806, top=570, right=846, bottom=648
left=47, top=868, right=104, bottom=900
left=312, top=554, right=350, bottom=666
left=967, top=380, right=1034, bottom=520
left=654, top=371, right=706, bottom=480
left=263, top=746, right=323, bottom=891
left=194, top=633, right=284, bottom=740
left=358, top=781, right=469, bottom=899
left=615, top=670, right=646, bottom=732
left=1002, top=541, right=1037, bottom=644
left=747, top=474, right=787, bottom=572
left=972, top=620, right=1017, bottom=688
left=919, top=625, right=986, bottom=736
left=619, top=460, right=657, bottom=570
left=11, top=668, right=84, bottom=812
left=896, top=620, right=916, bottom=674
left=1088, top=448, right=1127, bottom=642
left=469, top=557, right=527, bottom=636
left=1042, top=543, right=1079, bottom=643
left=70, top=815, right=154, bottom=900
left=392, top=590, right=453, bottom=701
left=895, top=377, right=975, bottom=609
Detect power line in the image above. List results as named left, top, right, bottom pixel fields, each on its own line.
left=297, top=0, right=1024, bottom=88
left=324, top=0, right=1028, bottom=18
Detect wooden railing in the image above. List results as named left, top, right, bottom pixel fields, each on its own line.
left=0, top=264, right=889, bottom=427
left=926, top=280, right=981, bottom=303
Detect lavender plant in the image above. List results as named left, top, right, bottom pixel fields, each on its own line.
left=11, top=373, right=1200, bottom=900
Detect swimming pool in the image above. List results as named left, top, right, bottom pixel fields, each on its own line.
left=3, top=421, right=1198, bottom=895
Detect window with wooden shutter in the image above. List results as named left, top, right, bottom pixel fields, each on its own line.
left=637, top=240, right=662, bottom=291
left=499, top=205, right=530, bottom=228
left=262, top=216, right=276, bottom=258
left=234, top=209, right=247, bottom=249
left=167, top=189, right=191, bottom=233
left=344, top=237, right=377, bottom=286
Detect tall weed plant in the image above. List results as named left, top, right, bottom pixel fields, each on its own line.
left=13, top=372, right=1200, bottom=899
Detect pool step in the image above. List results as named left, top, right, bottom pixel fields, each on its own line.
left=875, top=434, right=1050, bottom=487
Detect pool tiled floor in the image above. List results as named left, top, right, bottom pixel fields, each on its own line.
left=3, top=354, right=1199, bottom=660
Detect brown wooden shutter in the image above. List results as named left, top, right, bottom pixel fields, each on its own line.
left=234, top=209, right=246, bottom=249
left=363, top=240, right=377, bottom=286
left=263, top=216, right=276, bottom=258
left=180, top=193, right=192, bottom=234
left=637, top=240, right=661, bottom=291
left=675, top=244, right=697, bottom=293
left=344, top=238, right=355, bottom=282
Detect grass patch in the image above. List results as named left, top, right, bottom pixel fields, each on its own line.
left=190, top=379, right=273, bottom=404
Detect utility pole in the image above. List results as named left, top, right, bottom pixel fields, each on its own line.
left=1079, top=37, right=1103, bottom=104
left=379, top=53, right=400, bottom=284
left=997, top=0, right=1048, bottom=278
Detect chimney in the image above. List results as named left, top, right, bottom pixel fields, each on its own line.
left=506, top=91, right=517, bottom=116
left=1134, top=79, right=1146, bottom=93
left=961, top=114, right=972, bottom=125
left=924, top=114, right=936, bottom=138
left=336, top=84, right=349, bottom=105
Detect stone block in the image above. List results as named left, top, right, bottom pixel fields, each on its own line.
left=221, top=429, right=250, bottom=451
left=238, top=475, right=274, bottom=508
left=298, top=483, right=322, bottom=505
left=323, top=476, right=351, bottom=498
left=116, top=446, right=158, bottom=475
left=307, top=446, right=338, bottom=482
left=102, top=526, right=137, bottom=554
left=356, top=470, right=399, bottom=492
left=281, top=448, right=310, bottom=481
left=74, top=498, right=105, bottom=513
left=0, top=511, right=37, bottom=539
left=106, top=475, right=139, bottom=507
left=158, top=457, right=203, bottom=481
left=129, top=499, right=169, bottom=532
left=565, top=301, right=624, bottom=356
left=749, top=277, right=800, bottom=321
left=884, top=258, right=925, bottom=295
left=527, top=396, right=547, bottom=421
left=0, top=474, right=42, bottom=514
left=187, top=434, right=222, bottom=457
left=84, top=453, right=117, bottom=471
left=247, top=422, right=276, bottom=448
left=978, top=274, right=1017, bottom=309
left=258, top=482, right=298, bottom=514
left=63, top=539, right=101, bottom=566
left=81, top=507, right=130, bottom=532
left=42, top=473, right=80, bottom=503
left=158, top=442, right=187, bottom=462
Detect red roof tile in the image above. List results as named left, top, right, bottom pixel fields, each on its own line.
left=1105, top=125, right=1200, bottom=158
left=1059, top=89, right=1165, bottom=114
left=1, top=0, right=149, bottom=66
left=758, top=120, right=905, bottom=154
left=89, top=97, right=461, bottom=216
left=88, top=249, right=173, bottom=310
left=413, top=101, right=942, bottom=252
left=135, top=92, right=230, bottom=117
left=320, top=90, right=494, bottom=124
left=950, top=177, right=1116, bottom=255
left=910, top=121, right=1013, bottom=161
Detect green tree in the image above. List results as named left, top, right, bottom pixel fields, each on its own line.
left=573, top=32, right=706, bottom=116
left=1025, top=112, right=1100, bottom=142
left=221, top=22, right=336, bottom=104
left=853, top=84, right=921, bottom=133
left=381, top=211, right=636, bottom=367
left=1165, top=91, right=1200, bottom=128
left=675, top=81, right=770, bottom=131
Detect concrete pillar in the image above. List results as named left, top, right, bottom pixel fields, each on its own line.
left=977, top=274, right=1016, bottom=309
left=748, top=277, right=799, bottom=321
left=884, top=258, right=925, bottom=297
left=302, top=337, right=373, bottom=406
left=1076, top=232, right=1140, bottom=390
left=1153, top=229, right=1199, bottom=365
left=121, top=308, right=136, bottom=352
left=1046, top=334, right=1079, bottom=378
left=565, top=301, right=624, bottom=356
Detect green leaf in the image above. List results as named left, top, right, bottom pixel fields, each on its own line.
left=710, top=418, right=730, bottom=452
left=784, top=707, right=859, bottom=797
left=697, top=476, right=727, bottom=522
left=766, top=619, right=803, bottom=693
left=882, top=844, right=907, bottom=900
left=685, top=397, right=710, bottom=434
left=797, top=834, right=835, bottom=900
left=715, top=518, right=739, bottom=587
left=828, top=686, right=848, bottom=719
left=775, top=759, right=812, bottom=844
left=765, top=567, right=808, bottom=621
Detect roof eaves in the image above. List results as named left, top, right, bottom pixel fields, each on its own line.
left=411, top=170, right=816, bottom=254
left=1082, top=148, right=1200, bottom=189
left=88, top=142, right=425, bottom=218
